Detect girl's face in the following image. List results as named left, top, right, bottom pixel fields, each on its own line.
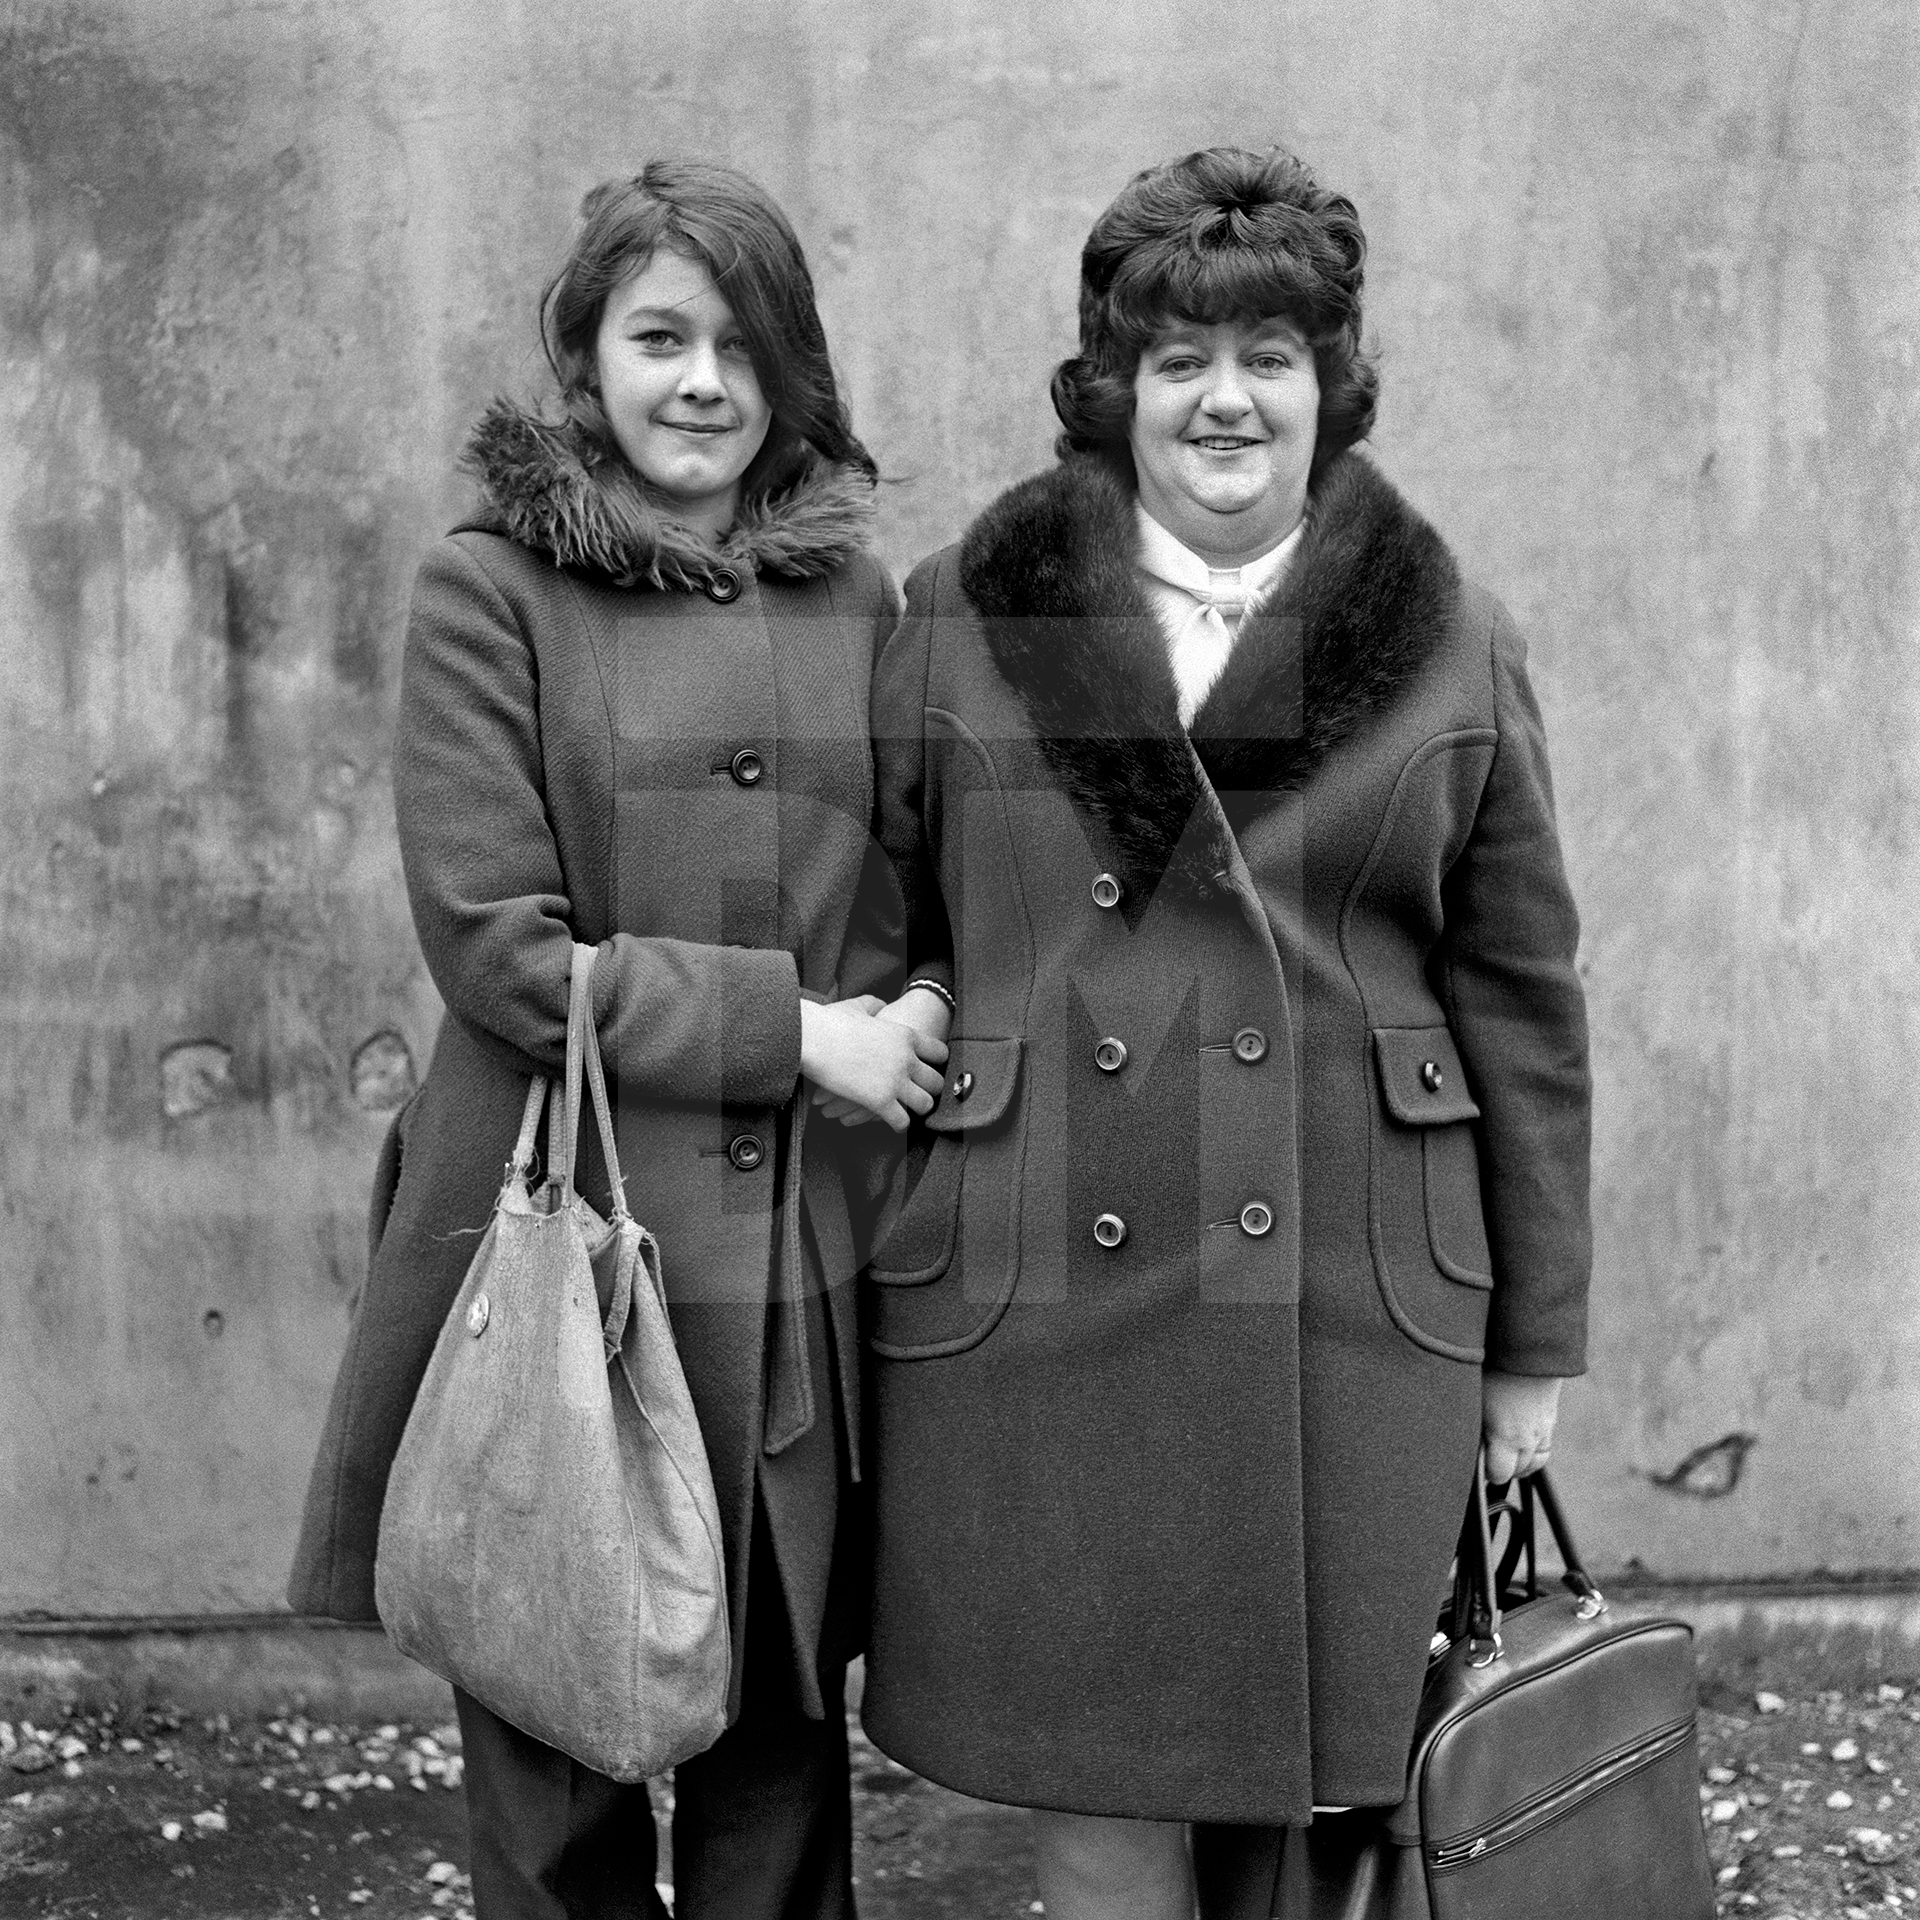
left=593, top=248, right=773, bottom=536
left=1127, top=313, right=1320, bottom=564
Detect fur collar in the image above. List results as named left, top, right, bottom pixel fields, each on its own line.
left=458, top=399, right=877, bottom=591
left=958, top=451, right=1460, bottom=908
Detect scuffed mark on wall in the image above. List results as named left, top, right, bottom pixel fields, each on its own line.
left=349, top=1031, right=415, bottom=1112
left=1649, top=1434, right=1759, bottom=1499
left=158, top=1040, right=233, bottom=1118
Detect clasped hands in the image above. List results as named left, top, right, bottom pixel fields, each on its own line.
left=800, top=986, right=952, bottom=1133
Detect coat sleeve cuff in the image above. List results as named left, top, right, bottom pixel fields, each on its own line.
left=719, top=946, right=803, bottom=1105
left=589, top=938, right=802, bottom=1107
left=1483, top=1286, right=1588, bottom=1377
left=903, top=957, right=955, bottom=999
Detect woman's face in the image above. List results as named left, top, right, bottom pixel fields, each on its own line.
left=1127, top=314, right=1320, bottom=563
left=593, top=248, right=773, bottom=534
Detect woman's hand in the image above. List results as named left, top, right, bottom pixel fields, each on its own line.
left=811, top=988, right=952, bottom=1126
left=1481, top=1371, right=1565, bottom=1482
left=800, top=995, right=948, bottom=1133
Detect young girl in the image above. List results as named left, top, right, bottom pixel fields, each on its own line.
left=290, top=160, right=946, bottom=1920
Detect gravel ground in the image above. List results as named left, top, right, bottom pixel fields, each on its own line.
left=2, top=1673, right=1915, bottom=1917
left=1694, top=1675, right=1920, bottom=1919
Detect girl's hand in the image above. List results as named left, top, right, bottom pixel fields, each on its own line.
left=812, top=987, right=953, bottom=1125
left=800, top=996, right=948, bottom=1133
left=1482, top=1371, right=1565, bottom=1482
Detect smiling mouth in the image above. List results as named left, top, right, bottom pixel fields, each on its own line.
left=1190, top=435, right=1263, bottom=451
left=661, top=421, right=736, bottom=436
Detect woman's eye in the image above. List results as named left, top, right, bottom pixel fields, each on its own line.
left=632, top=329, right=681, bottom=350
left=720, top=335, right=754, bottom=359
left=1250, top=354, right=1293, bottom=374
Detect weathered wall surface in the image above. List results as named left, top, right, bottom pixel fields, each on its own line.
left=1, top=0, right=1914, bottom=1613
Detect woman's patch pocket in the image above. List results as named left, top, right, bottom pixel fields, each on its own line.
left=1370, top=1026, right=1495, bottom=1360
left=868, top=1037, right=1025, bottom=1357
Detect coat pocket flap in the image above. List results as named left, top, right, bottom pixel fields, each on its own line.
left=924, top=1037, right=1024, bottom=1134
left=1374, top=1026, right=1482, bottom=1126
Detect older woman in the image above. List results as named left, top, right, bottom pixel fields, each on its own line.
left=851, top=147, right=1592, bottom=1919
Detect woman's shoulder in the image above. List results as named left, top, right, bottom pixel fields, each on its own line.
left=902, top=540, right=965, bottom=614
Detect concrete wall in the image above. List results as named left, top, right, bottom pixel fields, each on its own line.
left=2, top=0, right=1914, bottom=1615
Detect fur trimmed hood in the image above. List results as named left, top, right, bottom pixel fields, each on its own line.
left=958, top=451, right=1461, bottom=907
left=458, top=399, right=877, bottom=592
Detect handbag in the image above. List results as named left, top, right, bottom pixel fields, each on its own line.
left=374, top=941, right=730, bottom=1781
left=1374, top=1460, right=1716, bottom=1918
left=1244, top=1463, right=1715, bottom=1919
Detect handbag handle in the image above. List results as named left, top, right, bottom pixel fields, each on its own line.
left=506, top=943, right=630, bottom=1224
left=1452, top=1455, right=1609, bottom=1667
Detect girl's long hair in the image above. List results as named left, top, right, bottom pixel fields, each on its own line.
left=541, top=160, right=875, bottom=497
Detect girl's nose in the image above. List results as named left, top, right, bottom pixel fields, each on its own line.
left=678, top=340, right=728, bottom=402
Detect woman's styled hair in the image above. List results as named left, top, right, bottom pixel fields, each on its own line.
left=1051, top=146, right=1378, bottom=482
left=541, top=160, right=876, bottom=496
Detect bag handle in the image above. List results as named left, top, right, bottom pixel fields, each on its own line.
left=516, top=943, right=631, bottom=1224
left=1452, top=1456, right=1609, bottom=1667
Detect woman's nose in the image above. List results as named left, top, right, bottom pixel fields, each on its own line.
left=1200, top=363, right=1252, bottom=417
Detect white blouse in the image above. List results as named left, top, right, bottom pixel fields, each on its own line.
left=1134, top=504, right=1304, bottom=728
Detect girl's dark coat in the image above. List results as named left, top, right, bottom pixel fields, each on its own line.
left=857, top=452, right=1591, bottom=1822
left=288, top=407, right=899, bottom=1720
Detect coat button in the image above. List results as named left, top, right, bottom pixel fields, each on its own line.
left=1239, top=1200, right=1274, bottom=1238
left=1421, top=1060, right=1444, bottom=1092
left=729, top=747, right=764, bottom=787
left=1232, top=1027, right=1269, bottom=1064
left=1094, top=1037, right=1128, bottom=1074
left=728, top=1133, right=765, bottom=1170
left=705, top=566, right=743, bottom=604
left=466, top=1292, right=490, bottom=1337
left=950, top=1070, right=974, bottom=1102
left=1090, top=872, right=1123, bottom=910
left=1093, top=1212, right=1128, bottom=1249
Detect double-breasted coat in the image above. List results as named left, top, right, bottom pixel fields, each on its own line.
left=289, top=404, right=900, bottom=1721
left=855, top=452, right=1592, bottom=1823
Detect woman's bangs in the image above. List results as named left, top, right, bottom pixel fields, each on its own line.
left=1113, top=245, right=1331, bottom=349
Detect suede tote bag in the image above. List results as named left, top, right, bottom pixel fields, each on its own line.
left=375, top=941, right=730, bottom=1781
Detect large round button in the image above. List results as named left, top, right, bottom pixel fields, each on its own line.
left=727, top=1133, right=766, bottom=1171
left=1093, top=1213, right=1128, bottom=1249
left=1090, top=872, right=1123, bottom=910
left=1421, top=1060, right=1444, bottom=1093
left=1239, top=1201, right=1274, bottom=1238
left=729, top=747, right=764, bottom=787
left=1094, top=1037, right=1129, bottom=1074
left=1232, top=1027, right=1269, bottom=1065
left=466, top=1292, right=491, bottom=1337
left=705, top=566, right=743, bottom=604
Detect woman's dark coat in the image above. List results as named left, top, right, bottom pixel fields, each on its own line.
left=855, top=452, right=1592, bottom=1822
left=289, top=405, right=899, bottom=1721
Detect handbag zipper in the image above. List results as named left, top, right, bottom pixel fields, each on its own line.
left=1428, top=1717, right=1696, bottom=1870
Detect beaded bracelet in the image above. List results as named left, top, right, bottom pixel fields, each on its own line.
left=903, top=977, right=956, bottom=1013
